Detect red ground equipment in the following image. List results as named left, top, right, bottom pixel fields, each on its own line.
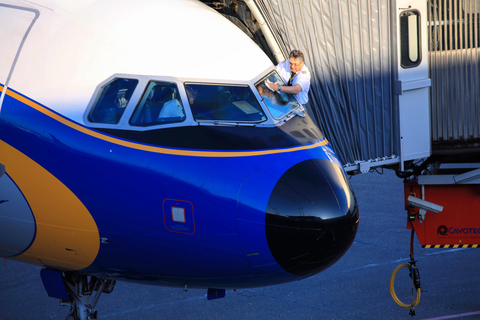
left=404, top=167, right=480, bottom=248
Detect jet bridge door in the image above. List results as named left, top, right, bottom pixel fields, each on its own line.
left=396, top=0, right=432, bottom=170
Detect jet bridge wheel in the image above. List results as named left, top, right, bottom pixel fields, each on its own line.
left=61, top=272, right=116, bottom=320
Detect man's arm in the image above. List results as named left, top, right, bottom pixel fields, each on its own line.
left=266, top=82, right=302, bottom=95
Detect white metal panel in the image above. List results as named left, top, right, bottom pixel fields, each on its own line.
left=397, top=0, right=432, bottom=170
left=398, top=84, right=431, bottom=161
left=2, top=0, right=272, bottom=122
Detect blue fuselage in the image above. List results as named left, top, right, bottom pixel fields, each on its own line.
left=0, top=86, right=358, bottom=289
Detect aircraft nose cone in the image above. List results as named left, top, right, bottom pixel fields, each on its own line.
left=265, top=159, right=359, bottom=277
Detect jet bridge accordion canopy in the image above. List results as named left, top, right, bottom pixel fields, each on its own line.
left=253, top=0, right=399, bottom=168
left=428, top=0, right=480, bottom=158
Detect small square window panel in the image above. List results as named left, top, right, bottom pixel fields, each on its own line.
left=163, top=199, right=195, bottom=234
left=172, top=207, right=186, bottom=223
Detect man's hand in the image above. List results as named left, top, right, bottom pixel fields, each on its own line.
left=265, top=80, right=278, bottom=91
left=266, top=80, right=302, bottom=95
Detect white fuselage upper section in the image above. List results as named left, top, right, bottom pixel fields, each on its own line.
left=0, top=0, right=273, bottom=121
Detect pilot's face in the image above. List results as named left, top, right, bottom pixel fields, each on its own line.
left=257, top=86, right=270, bottom=97
left=289, top=57, right=304, bottom=73
left=257, top=86, right=265, bottom=96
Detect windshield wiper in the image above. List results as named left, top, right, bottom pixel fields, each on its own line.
left=281, top=105, right=306, bottom=123
left=196, top=120, right=257, bottom=127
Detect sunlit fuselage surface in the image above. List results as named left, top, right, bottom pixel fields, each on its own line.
left=0, top=0, right=358, bottom=290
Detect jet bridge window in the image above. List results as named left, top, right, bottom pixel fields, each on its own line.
left=130, top=81, right=186, bottom=126
left=88, top=78, right=138, bottom=124
left=400, top=10, right=422, bottom=68
left=255, top=72, right=301, bottom=119
left=184, top=83, right=266, bottom=122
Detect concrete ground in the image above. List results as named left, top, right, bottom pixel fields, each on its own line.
left=1, top=169, right=479, bottom=320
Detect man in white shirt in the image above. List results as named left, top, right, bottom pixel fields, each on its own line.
left=158, top=98, right=185, bottom=119
left=266, top=50, right=311, bottom=105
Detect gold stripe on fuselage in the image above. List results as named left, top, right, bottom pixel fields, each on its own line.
left=0, top=140, right=100, bottom=270
left=2, top=87, right=328, bottom=157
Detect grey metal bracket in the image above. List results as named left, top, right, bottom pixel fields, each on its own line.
left=418, top=168, right=480, bottom=185
left=407, top=195, right=443, bottom=220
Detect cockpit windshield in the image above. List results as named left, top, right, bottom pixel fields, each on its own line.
left=185, top=83, right=267, bottom=123
left=255, top=71, right=302, bottom=119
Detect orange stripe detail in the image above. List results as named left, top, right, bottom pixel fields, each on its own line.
left=5, top=89, right=328, bottom=157
left=0, top=140, right=99, bottom=270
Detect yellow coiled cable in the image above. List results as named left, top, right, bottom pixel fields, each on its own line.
left=389, top=263, right=421, bottom=309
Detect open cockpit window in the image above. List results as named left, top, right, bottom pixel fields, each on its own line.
left=255, top=72, right=301, bottom=119
left=130, top=81, right=186, bottom=126
left=88, top=78, right=138, bottom=124
left=185, top=83, right=266, bottom=123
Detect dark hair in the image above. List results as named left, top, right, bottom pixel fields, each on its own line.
left=289, top=50, right=304, bottom=63
left=185, top=86, right=197, bottom=99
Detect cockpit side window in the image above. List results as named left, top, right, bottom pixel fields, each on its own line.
left=130, top=81, right=186, bottom=127
left=255, top=72, right=301, bottom=119
left=88, top=78, right=138, bottom=124
left=185, top=83, right=267, bottom=123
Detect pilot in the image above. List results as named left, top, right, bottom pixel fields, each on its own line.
left=256, top=83, right=284, bottom=119
left=158, top=92, right=185, bottom=119
left=230, top=86, right=252, bottom=102
left=266, top=49, right=311, bottom=106
left=185, top=86, right=197, bottom=105
left=257, top=83, right=273, bottom=100
left=102, top=88, right=129, bottom=123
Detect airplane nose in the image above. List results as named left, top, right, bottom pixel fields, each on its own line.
left=265, top=159, right=359, bottom=277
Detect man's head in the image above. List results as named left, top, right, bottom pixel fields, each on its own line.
left=288, top=50, right=305, bottom=73
left=256, top=83, right=272, bottom=97
left=185, top=86, right=197, bottom=104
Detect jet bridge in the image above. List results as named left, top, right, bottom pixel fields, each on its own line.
left=209, top=0, right=480, bottom=174
left=241, top=0, right=432, bottom=173
left=428, top=0, right=480, bottom=161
